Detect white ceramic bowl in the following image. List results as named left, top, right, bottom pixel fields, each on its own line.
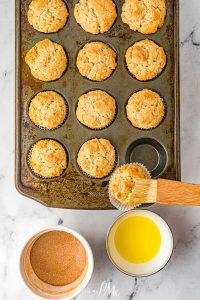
left=106, top=210, right=173, bottom=277
left=20, top=226, right=94, bottom=299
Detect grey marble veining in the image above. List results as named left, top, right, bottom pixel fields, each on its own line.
left=1, top=0, right=200, bottom=299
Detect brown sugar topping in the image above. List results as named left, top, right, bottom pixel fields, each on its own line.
left=30, top=230, right=87, bottom=286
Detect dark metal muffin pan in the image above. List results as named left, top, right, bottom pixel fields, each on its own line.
left=16, top=0, right=180, bottom=209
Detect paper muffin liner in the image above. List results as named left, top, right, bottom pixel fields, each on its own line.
left=27, top=139, right=68, bottom=180
left=28, top=95, right=68, bottom=131
left=108, top=162, right=151, bottom=211
left=77, top=145, right=118, bottom=180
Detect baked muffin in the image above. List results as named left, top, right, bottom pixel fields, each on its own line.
left=27, top=0, right=69, bottom=33
left=74, top=0, right=117, bottom=34
left=125, top=39, right=166, bottom=81
left=126, top=89, right=165, bottom=129
left=109, top=163, right=150, bottom=206
left=29, top=139, right=67, bottom=178
left=76, top=42, right=117, bottom=81
left=77, top=138, right=116, bottom=178
left=29, top=91, right=67, bottom=130
left=76, top=90, right=116, bottom=129
left=25, top=39, right=67, bottom=81
left=121, top=0, right=166, bottom=34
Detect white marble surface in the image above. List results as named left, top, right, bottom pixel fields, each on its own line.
left=1, top=0, right=200, bottom=299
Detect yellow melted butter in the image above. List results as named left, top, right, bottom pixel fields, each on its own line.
left=114, top=216, right=161, bottom=264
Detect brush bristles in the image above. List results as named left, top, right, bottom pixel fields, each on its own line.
left=133, top=179, right=157, bottom=205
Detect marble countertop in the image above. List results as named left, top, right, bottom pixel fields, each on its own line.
left=1, top=0, right=200, bottom=299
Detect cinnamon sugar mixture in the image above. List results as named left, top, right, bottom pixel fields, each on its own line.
left=30, top=230, right=87, bottom=286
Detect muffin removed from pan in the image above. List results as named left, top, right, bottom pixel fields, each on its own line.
left=25, top=39, right=67, bottom=81
left=77, top=138, right=116, bottom=178
left=29, top=91, right=67, bottom=130
left=29, top=139, right=67, bottom=178
left=125, top=39, right=166, bottom=81
left=76, top=42, right=117, bottom=81
left=74, top=0, right=117, bottom=34
left=121, top=0, right=166, bottom=34
left=126, top=89, right=165, bottom=129
left=109, top=163, right=150, bottom=208
left=76, top=90, right=116, bottom=129
left=27, top=0, right=69, bottom=33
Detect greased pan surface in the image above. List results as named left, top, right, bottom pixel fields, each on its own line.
left=16, top=0, right=180, bottom=209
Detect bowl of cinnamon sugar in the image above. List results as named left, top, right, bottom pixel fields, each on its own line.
left=19, top=226, right=94, bottom=299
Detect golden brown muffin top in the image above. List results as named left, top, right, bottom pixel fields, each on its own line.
left=121, top=0, right=166, bottom=34
left=27, top=0, right=69, bottom=33
left=109, top=164, right=150, bottom=206
left=29, top=91, right=67, bottom=130
left=74, top=0, right=117, bottom=34
left=76, top=42, right=117, bottom=81
left=76, top=90, right=116, bottom=129
left=125, top=39, right=166, bottom=81
left=77, top=138, right=116, bottom=178
left=126, top=89, right=165, bottom=129
left=25, top=39, right=67, bottom=81
left=29, top=139, right=67, bottom=178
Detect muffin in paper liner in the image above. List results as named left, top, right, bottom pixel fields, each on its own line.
left=27, top=139, right=68, bottom=180
left=28, top=91, right=68, bottom=131
left=108, top=163, right=151, bottom=211
left=76, top=90, right=117, bottom=131
left=126, top=89, right=166, bottom=131
left=125, top=39, right=166, bottom=82
left=77, top=138, right=118, bottom=179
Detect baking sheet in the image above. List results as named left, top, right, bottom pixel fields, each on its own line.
left=15, top=0, right=180, bottom=209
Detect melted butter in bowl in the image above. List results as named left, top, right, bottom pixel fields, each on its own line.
left=114, top=216, right=161, bottom=264
left=106, top=210, right=173, bottom=276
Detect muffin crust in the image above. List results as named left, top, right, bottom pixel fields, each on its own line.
left=125, top=39, right=166, bottom=81
left=76, top=90, right=116, bottom=129
left=25, top=39, right=67, bottom=81
left=29, top=91, right=67, bottom=130
left=76, top=42, right=117, bottom=81
left=27, top=0, right=69, bottom=33
left=74, top=0, right=117, bottom=34
left=77, top=138, right=116, bottom=178
left=109, top=164, right=150, bottom=206
left=121, top=0, right=166, bottom=34
left=126, top=89, right=165, bottom=129
left=29, top=139, right=67, bottom=178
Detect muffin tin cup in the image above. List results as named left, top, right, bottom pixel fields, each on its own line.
left=108, top=163, right=151, bottom=211
left=126, top=138, right=168, bottom=179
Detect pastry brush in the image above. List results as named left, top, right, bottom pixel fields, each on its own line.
left=132, top=178, right=200, bottom=207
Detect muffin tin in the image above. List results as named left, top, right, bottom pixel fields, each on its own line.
left=16, top=0, right=180, bottom=209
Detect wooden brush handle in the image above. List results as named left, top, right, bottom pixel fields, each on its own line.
left=157, top=179, right=200, bottom=206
